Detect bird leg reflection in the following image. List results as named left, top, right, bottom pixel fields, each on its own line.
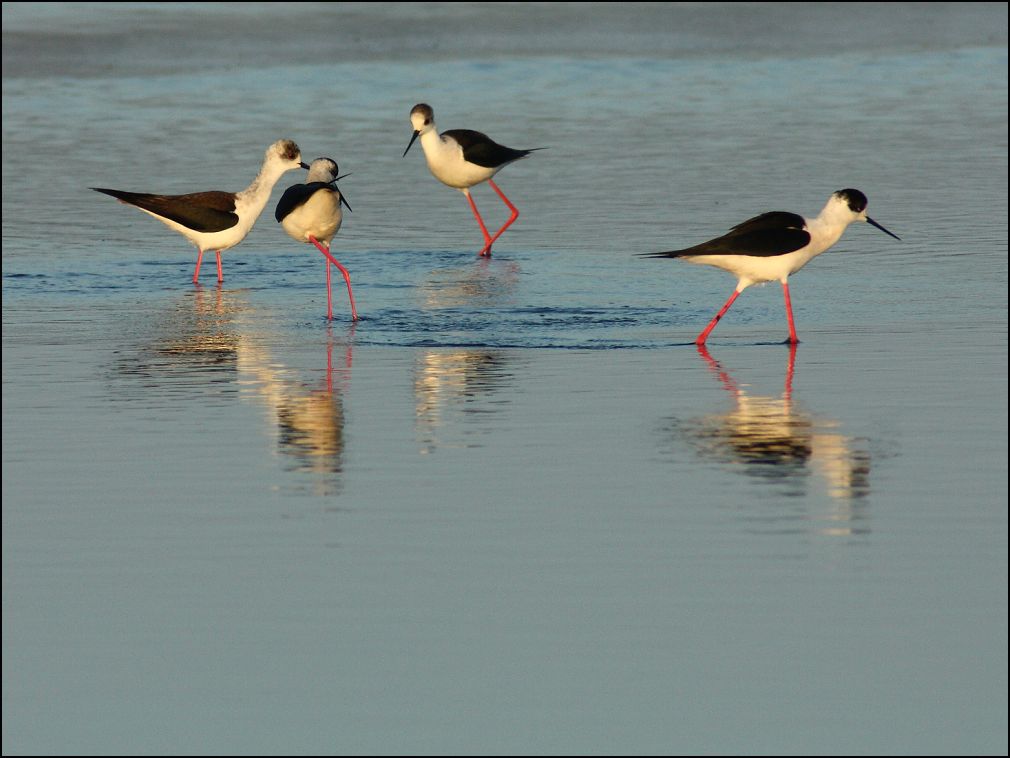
left=689, top=342, right=871, bottom=515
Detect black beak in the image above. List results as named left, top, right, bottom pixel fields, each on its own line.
left=403, top=130, right=420, bottom=157
left=867, top=216, right=901, bottom=241
left=333, top=173, right=352, bottom=212
left=299, top=162, right=311, bottom=170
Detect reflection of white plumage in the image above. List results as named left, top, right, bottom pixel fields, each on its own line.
left=682, top=345, right=871, bottom=531
left=235, top=328, right=351, bottom=496
left=414, top=350, right=511, bottom=455
left=275, top=157, right=358, bottom=321
left=120, top=289, right=351, bottom=495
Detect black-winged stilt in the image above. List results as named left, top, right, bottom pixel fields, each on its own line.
left=274, top=157, right=357, bottom=321
left=403, top=103, right=543, bottom=258
left=93, top=139, right=308, bottom=285
left=642, top=189, right=899, bottom=344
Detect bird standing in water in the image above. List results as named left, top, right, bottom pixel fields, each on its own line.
left=93, top=139, right=308, bottom=285
left=642, top=188, right=900, bottom=344
left=403, top=103, right=543, bottom=257
left=275, top=157, right=357, bottom=321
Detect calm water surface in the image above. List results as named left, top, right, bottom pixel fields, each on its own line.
left=3, top=3, right=1007, bottom=755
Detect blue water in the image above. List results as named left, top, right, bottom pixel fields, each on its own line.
left=3, top=3, right=1007, bottom=755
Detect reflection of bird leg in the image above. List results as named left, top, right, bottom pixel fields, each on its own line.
left=697, top=342, right=799, bottom=403
left=695, top=343, right=740, bottom=395
left=344, top=323, right=355, bottom=370
left=687, top=339, right=870, bottom=507
left=192, top=282, right=226, bottom=316
left=784, top=341, right=798, bottom=401
left=327, top=334, right=334, bottom=394
left=324, top=324, right=355, bottom=395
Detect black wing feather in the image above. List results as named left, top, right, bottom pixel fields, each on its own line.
left=442, top=129, right=539, bottom=168
left=641, top=211, right=810, bottom=258
left=93, top=188, right=238, bottom=233
left=274, top=182, right=335, bottom=222
left=728, top=211, right=806, bottom=235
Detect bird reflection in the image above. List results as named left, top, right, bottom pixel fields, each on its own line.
left=159, top=285, right=243, bottom=360
left=113, top=287, right=352, bottom=496
left=236, top=325, right=352, bottom=496
left=670, top=344, right=871, bottom=536
left=414, top=349, right=513, bottom=454
left=111, top=286, right=243, bottom=391
left=420, top=258, right=521, bottom=310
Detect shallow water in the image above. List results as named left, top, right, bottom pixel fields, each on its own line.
left=3, top=3, right=1008, bottom=755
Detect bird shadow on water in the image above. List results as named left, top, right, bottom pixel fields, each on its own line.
left=660, top=343, right=880, bottom=538
left=108, top=286, right=355, bottom=499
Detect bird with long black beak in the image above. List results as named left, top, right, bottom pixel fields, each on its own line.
left=642, top=188, right=900, bottom=344
left=275, top=157, right=357, bottom=321
left=93, top=139, right=309, bottom=285
left=403, top=102, right=544, bottom=257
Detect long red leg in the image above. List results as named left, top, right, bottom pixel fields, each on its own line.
left=325, top=258, right=333, bottom=320
left=464, top=189, right=494, bottom=257
left=215, top=250, right=224, bottom=284
left=193, top=249, right=204, bottom=285
left=482, top=179, right=520, bottom=257
left=696, top=289, right=741, bottom=345
left=310, top=236, right=358, bottom=321
left=330, top=259, right=358, bottom=322
left=781, top=280, right=799, bottom=344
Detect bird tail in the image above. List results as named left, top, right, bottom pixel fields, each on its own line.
left=637, top=250, right=689, bottom=259
left=92, top=187, right=144, bottom=204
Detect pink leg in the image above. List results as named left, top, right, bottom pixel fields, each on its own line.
left=781, top=280, right=799, bottom=344
left=311, top=237, right=358, bottom=321
left=482, top=179, right=520, bottom=257
left=696, top=289, right=741, bottom=345
left=464, top=189, right=494, bottom=257
left=325, top=259, right=333, bottom=320
left=330, top=259, right=358, bottom=322
left=216, top=250, right=224, bottom=284
left=193, top=249, right=204, bottom=285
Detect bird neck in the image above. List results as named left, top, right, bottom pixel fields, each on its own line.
left=237, top=160, right=288, bottom=215
left=419, top=127, right=447, bottom=156
left=806, top=204, right=854, bottom=254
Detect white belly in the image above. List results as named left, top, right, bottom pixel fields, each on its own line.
left=685, top=248, right=820, bottom=288
left=281, top=190, right=342, bottom=245
left=140, top=208, right=249, bottom=252
left=422, top=133, right=498, bottom=189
